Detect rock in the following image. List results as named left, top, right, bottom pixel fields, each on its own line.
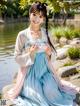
left=70, top=78, right=80, bottom=87
left=70, top=73, right=80, bottom=80
left=70, top=40, right=80, bottom=45
left=56, top=48, right=69, bottom=59
left=56, top=57, right=70, bottom=68
left=1, top=72, right=18, bottom=105
left=75, top=62, right=80, bottom=71
left=1, top=72, right=18, bottom=106
left=59, top=37, right=68, bottom=45
left=2, top=84, right=15, bottom=99
left=63, top=44, right=72, bottom=49
left=73, top=38, right=80, bottom=41
left=58, top=65, right=79, bottom=77
left=0, top=19, right=4, bottom=24
left=54, top=43, right=60, bottom=49
left=70, top=39, right=80, bottom=48
left=2, top=84, right=15, bottom=106
left=56, top=42, right=80, bottom=60
left=53, top=36, right=59, bottom=43
left=75, top=62, right=80, bottom=66
left=67, top=39, right=72, bottom=44
left=56, top=44, right=74, bottom=60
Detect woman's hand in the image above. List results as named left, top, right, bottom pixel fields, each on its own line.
left=29, top=44, right=39, bottom=55
left=44, top=44, right=52, bottom=59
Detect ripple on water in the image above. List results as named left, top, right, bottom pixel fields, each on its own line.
left=0, top=22, right=28, bottom=92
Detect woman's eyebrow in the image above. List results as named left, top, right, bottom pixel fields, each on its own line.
left=33, top=10, right=39, bottom=14
left=33, top=11, right=43, bottom=16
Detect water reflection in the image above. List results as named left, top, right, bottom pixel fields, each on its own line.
left=0, top=22, right=29, bottom=92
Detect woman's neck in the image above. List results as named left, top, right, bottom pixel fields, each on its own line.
left=29, top=24, right=41, bottom=32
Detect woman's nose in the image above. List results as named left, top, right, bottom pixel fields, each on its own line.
left=35, top=16, right=40, bottom=21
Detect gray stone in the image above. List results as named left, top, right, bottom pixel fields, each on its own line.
left=70, top=39, right=80, bottom=47
left=63, top=45, right=72, bottom=48
left=59, top=37, right=68, bottom=45
left=54, top=43, right=60, bottom=49
left=56, top=57, right=70, bottom=68
left=73, top=38, right=80, bottom=41
left=2, top=84, right=15, bottom=99
left=56, top=48, right=68, bottom=59
left=58, top=65, right=79, bottom=77
left=70, top=73, right=80, bottom=80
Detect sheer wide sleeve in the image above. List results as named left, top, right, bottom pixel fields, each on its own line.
left=14, top=30, right=34, bottom=67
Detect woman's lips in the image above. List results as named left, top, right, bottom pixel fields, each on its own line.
left=33, top=20, right=40, bottom=24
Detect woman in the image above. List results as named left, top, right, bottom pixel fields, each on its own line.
left=6, top=1, right=80, bottom=106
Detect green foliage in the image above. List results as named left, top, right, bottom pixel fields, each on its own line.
left=51, top=27, right=63, bottom=39
left=63, top=61, right=75, bottom=66
left=67, top=47, right=80, bottom=59
left=63, top=27, right=74, bottom=39
left=72, top=29, right=80, bottom=38
left=0, top=0, right=26, bottom=18
left=19, top=0, right=62, bottom=13
left=0, top=0, right=80, bottom=19
left=19, top=0, right=80, bottom=13
left=51, top=26, right=80, bottom=40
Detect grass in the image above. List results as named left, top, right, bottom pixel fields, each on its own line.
left=63, top=61, right=75, bottom=66
left=67, top=47, right=80, bottom=59
left=51, top=26, right=80, bottom=40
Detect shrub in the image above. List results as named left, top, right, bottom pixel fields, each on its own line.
left=51, top=27, right=63, bottom=39
left=63, top=61, right=75, bottom=66
left=72, top=29, right=80, bottom=38
left=51, top=26, right=80, bottom=40
left=67, top=47, right=80, bottom=59
left=63, top=27, right=74, bottom=39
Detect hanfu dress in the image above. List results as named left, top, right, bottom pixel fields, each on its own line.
left=7, top=27, right=78, bottom=106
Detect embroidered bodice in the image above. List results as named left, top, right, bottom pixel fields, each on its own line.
left=24, top=27, right=48, bottom=53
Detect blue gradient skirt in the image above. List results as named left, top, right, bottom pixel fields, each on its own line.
left=13, top=52, right=75, bottom=106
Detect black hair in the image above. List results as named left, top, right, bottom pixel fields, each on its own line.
left=29, top=1, right=57, bottom=54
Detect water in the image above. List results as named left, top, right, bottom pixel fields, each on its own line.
left=0, top=22, right=29, bottom=92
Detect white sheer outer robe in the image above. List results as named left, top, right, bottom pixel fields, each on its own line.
left=6, top=27, right=79, bottom=100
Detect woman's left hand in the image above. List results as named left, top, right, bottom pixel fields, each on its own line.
left=44, top=44, right=52, bottom=58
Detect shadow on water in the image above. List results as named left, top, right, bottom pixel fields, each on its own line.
left=0, top=22, right=29, bottom=92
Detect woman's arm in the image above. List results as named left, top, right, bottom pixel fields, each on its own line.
left=6, top=30, right=36, bottom=100
left=14, top=30, right=35, bottom=67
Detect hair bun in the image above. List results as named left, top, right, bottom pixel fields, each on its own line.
left=42, top=3, right=47, bottom=7
left=35, top=1, right=47, bottom=8
left=35, top=1, right=41, bottom=4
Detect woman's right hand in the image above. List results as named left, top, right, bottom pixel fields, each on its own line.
left=29, top=44, right=39, bottom=55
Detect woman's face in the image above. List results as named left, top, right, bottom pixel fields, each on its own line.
left=29, top=11, right=45, bottom=27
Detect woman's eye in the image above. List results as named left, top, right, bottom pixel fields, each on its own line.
left=33, top=13, right=36, bottom=16
left=39, top=15, right=43, bottom=18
